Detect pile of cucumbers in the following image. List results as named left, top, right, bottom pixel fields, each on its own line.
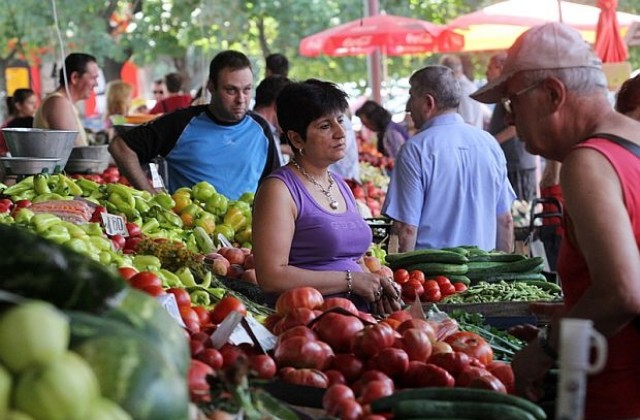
left=370, top=387, right=547, bottom=420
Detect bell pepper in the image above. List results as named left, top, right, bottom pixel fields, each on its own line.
left=132, top=255, right=162, bottom=272
left=34, top=173, right=51, bottom=195
left=171, top=191, right=192, bottom=213
left=64, top=237, right=89, bottom=255
left=152, top=192, right=176, bottom=210
left=184, top=234, right=199, bottom=254
left=191, top=181, right=217, bottom=202
left=194, top=212, right=216, bottom=235
left=192, top=226, right=215, bottom=254
left=176, top=267, right=197, bottom=287
left=31, top=213, right=62, bottom=233
left=179, top=203, right=203, bottom=228
left=89, top=235, right=113, bottom=252
left=41, top=225, right=71, bottom=244
left=189, top=290, right=210, bottom=306
left=199, top=272, right=212, bottom=289
left=238, top=191, right=255, bottom=204
left=208, top=287, right=226, bottom=300
left=230, top=200, right=252, bottom=218
left=234, top=227, right=252, bottom=245
left=12, top=208, right=34, bottom=225
left=158, top=269, right=183, bottom=288
left=223, top=207, right=247, bottom=232
left=60, top=221, right=89, bottom=239
left=204, top=193, right=228, bottom=216
left=214, top=223, right=235, bottom=243
left=79, top=222, right=104, bottom=237
left=141, top=218, right=160, bottom=234
left=99, top=251, right=112, bottom=265
left=134, top=196, right=151, bottom=214
left=158, top=208, right=183, bottom=229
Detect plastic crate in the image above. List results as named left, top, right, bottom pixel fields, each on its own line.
left=365, top=217, right=392, bottom=250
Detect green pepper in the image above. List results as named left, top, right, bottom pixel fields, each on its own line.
left=184, top=234, right=199, bottom=253
left=32, top=193, right=67, bottom=203
left=132, top=255, right=162, bottom=272
left=141, top=218, right=160, bottom=234
left=3, top=176, right=34, bottom=196
left=208, top=287, right=226, bottom=300
left=152, top=192, right=176, bottom=210
left=89, top=235, right=113, bottom=251
left=0, top=183, right=7, bottom=190
left=194, top=211, right=216, bottom=235
left=41, top=225, right=71, bottom=244
left=176, top=267, right=197, bottom=287
left=192, top=226, right=215, bottom=254
left=237, top=191, right=255, bottom=204
left=99, top=251, right=112, bottom=265
left=189, top=290, right=210, bottom=306
left=158, top=208, right=183, bottom=228
left=60, top=221, right=89, bottom=239
left=75, top=177, right=100, bottom=195
left=31, top=213, right=62, bottom=233
left=79, top=222, right=103, bottom=237
left=64, top=237, right=90, bottom=255
left=192, top=181, right=217, bottom=202
left=12, top=208, right=34, bottom=225
left=230, top=200, right=252, bottom=217
left=199, top=271, right=212, bottom=289
left=34, top=173, right=51, bottom=195
left=204, top=193, right=228, bottom=216
left=158, top=269, right=183, bottom=288
left=134, top=195, right=151, bottom=213
left=234, top=227, right=252, bottom=245
left=62, top=176, right=83, bottom=197
left=223, top=206, right=247, bottom=232
left=214, top=223, right=235, bottom=242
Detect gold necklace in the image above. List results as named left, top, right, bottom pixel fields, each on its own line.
left=290, top=159, right=339, bottom=210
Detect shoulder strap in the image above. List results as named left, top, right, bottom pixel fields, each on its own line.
left=586, top=133, right=640, bottom=157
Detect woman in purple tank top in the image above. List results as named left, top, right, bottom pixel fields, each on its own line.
left=252, top=79, right=402, bottom=315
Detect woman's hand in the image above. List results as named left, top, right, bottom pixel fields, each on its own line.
left=354, top=272, right=402, bottom=316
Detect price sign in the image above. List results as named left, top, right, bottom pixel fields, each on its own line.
left=155, top=294, right=186, bottom=328
left=148, top=163, right=165, bottom=190
left=210, top=311, right=244, bottom=349
left=242, top=314, right=277, bottom=352
left=101, top=213, right=128, bottom=237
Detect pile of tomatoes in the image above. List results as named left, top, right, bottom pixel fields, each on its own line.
left=393, top=270, right=468, bottom=304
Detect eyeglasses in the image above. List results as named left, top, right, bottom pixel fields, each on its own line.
left=153, top=90, right=164, bottom=95
left=501, top=80, right=543, bottom=114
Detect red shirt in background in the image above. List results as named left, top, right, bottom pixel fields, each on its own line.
left=149, top=94, right=192, bottom=115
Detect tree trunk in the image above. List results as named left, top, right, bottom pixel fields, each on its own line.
left=173, top=56, right=191, bottom=92
left=102, top=57, right=125, bottom=83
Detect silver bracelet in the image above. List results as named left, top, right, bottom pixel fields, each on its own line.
left=345, top=270, right=353, bottom=297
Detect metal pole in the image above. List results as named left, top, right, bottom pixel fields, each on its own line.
left=365, top=0, right=382, bottom=103
left=557, top=0, right=564, bottom=22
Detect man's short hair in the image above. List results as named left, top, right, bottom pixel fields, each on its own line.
left=616, top=74, right=640, bottom=114
left=439, top=55, right=463, bottom=74
left=59, top=53, right=97, bottom=86
left=266, top=53, right=289, bottom=77
left=208, top=50, right=252, bottom=89
left=255, top=76, right=291, bottom=108
left=164, top=73, right=183, bottom=93
left=410, top=66, right=461, bottom=111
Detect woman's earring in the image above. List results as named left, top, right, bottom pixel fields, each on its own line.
left=299, top=148, right=304, bottom=156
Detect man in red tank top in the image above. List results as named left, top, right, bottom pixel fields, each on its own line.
left=472, top=22, right=640, bottom=419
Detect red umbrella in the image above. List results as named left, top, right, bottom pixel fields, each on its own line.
left=299, top=14, right=463, bottom=57
left=594, top=0, right=628, bottom=63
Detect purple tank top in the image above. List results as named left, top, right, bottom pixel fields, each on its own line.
left=268, top=166, right=372, bottom=272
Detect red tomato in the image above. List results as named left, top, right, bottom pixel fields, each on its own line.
left=352, top=370, right=394, bottom=397
left=434, top=275, right=451, bottom=287
left=455, top=366, right=491, bottom=387
left=192, top=306, right=211, bottom=325
left=190, top=339, right=205, bottom=356
left=125, top=222, right=142, bottom=237
left=123, top=236, right=143, bottom=252
left=397, top=318, right=437, bottom=342
left=313, top=312, right=364, bottom=353
left=358, top=379, right=394, bottom=405
left=142, top=285, right=166, bottom=297
left=423, top=279, right=440, bottom=292
left=277, top=325, right=318, bottom=344
left=263, top=313, right=282, bottom=333
left=167, top=287, right=192, bottom=308
left=487, top=361, right=515, bottom=394
left=351, top=323, right=396, bottom=359
left=422, top=363, right=455, bottom=387
left=393, top=269, right=410, bottom=285
left=421, top=287, right=442, bottom=303
left=469, top=373, right=508, bottom=393
left=324, top=369, right=347, bottom=386
left=275, top=287, right=324, bottom=316
left=188, top=359, right=214, bottom=403
left=428, top=351, right=473, bottom=377
left=209, top=296, right=247, bottom=325
left=332, top=399, right=363, bottom=420
left=408, top=270, right=425, bottom=284
left=219, top=344, right=247, bottom=367
left=278, top=307, right=317, bottom=332
left=323, top=384, right=356, bottom=415
left=444, top=331, right=494, bottom=366
left=191, top=332, right=212, bottom=346
left=401, top=280, right=424, bottom=302
left=369, top=347, right=409, bottom=379
left=129, top=271, right=162, bottom=289
left=380, top=318, right=401, bottom=330
left=454, top=282, right=468, bottom=292
left=320, top=297, right=359, bottom=315
left=180, top=307, right=201, bottom=333
left=401, top=328, right=433, bottom=362
left=440, top=282, right=457, bottom=297
left=110, top=234, right=126, bottom=251
left=249, top=354, right=277, bottom=379
left=274, top=335, right=331, bottom=370
left=388, top=310, right=413, bottom=324
left=117, top=266, right=138, bottom=280
left=279, top=367, right=329, bottom=388
left=329, top=354, right=365, bottom=384
left=197, top=348, right=224, bottom=370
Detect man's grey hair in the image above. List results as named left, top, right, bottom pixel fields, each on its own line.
left=409, top=65, right=461, bottom=110
left=519, top=67, right=608, bottom=96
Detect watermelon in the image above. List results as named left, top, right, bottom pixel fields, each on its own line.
left=68, top=312, right=189, bottom=420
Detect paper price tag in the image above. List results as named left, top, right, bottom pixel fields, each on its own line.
left=149, top=163, right=165, bottom=189
left=155, top=294, right=186, bottom=328
left=210, top=311, right=244, bottom=349
left=101, top=213, right=128, bottom=237
left=243, top=314, right=277, bottom=352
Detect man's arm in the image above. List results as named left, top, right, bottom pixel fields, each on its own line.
left=496, top=210, right=514, bottom=252
left=390, top=220, right=418, bottom=252
left=108, top=136, right=155, bottom=193
left=493, top=126, right=517, bottom=144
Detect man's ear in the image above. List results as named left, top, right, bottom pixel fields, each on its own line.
left=206, top=79, right=216, bottom=95
left=544, top=77, right=566, bottom=110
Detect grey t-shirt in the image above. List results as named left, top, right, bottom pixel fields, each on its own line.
left=488, top=103, right=537, bottom=171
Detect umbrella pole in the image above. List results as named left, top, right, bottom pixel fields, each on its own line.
left=365, top=0, right=383, bottom=103
left=557, top=0, right=564, bottom=22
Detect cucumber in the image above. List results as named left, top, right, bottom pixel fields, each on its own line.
left=448, top=275, right=471, bottom=286
left=466, top=257, right=544, bottom=278
left=386, top=249, right=469, bottom=268
left=403, top=262, right=469, bottom=276
left=393, top=400, right=537, bottom=420
left=0, top=224, right=125, bottom=312
left=370, top=387, right=546, bottom=420
left=468, top=253, right=528, bottom=263
left=441, top=246, right=471, bottom=256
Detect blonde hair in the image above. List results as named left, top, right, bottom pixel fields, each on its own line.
left=105, top=80, right=133, bottom=117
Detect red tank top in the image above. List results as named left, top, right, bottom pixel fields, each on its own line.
left=557, top=137, right=640, bottom=419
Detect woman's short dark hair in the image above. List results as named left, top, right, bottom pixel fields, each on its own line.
left=59, top=53, right=97, bottom=86
left=615, top=74, right=640, bottom=114
left=208, top=50, right=252, bottom=89
left=6, top=88, right=35, bottom=115
left=355, top=100, right=391, bottom=132
left=276, top=79, right=348, bottom=142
